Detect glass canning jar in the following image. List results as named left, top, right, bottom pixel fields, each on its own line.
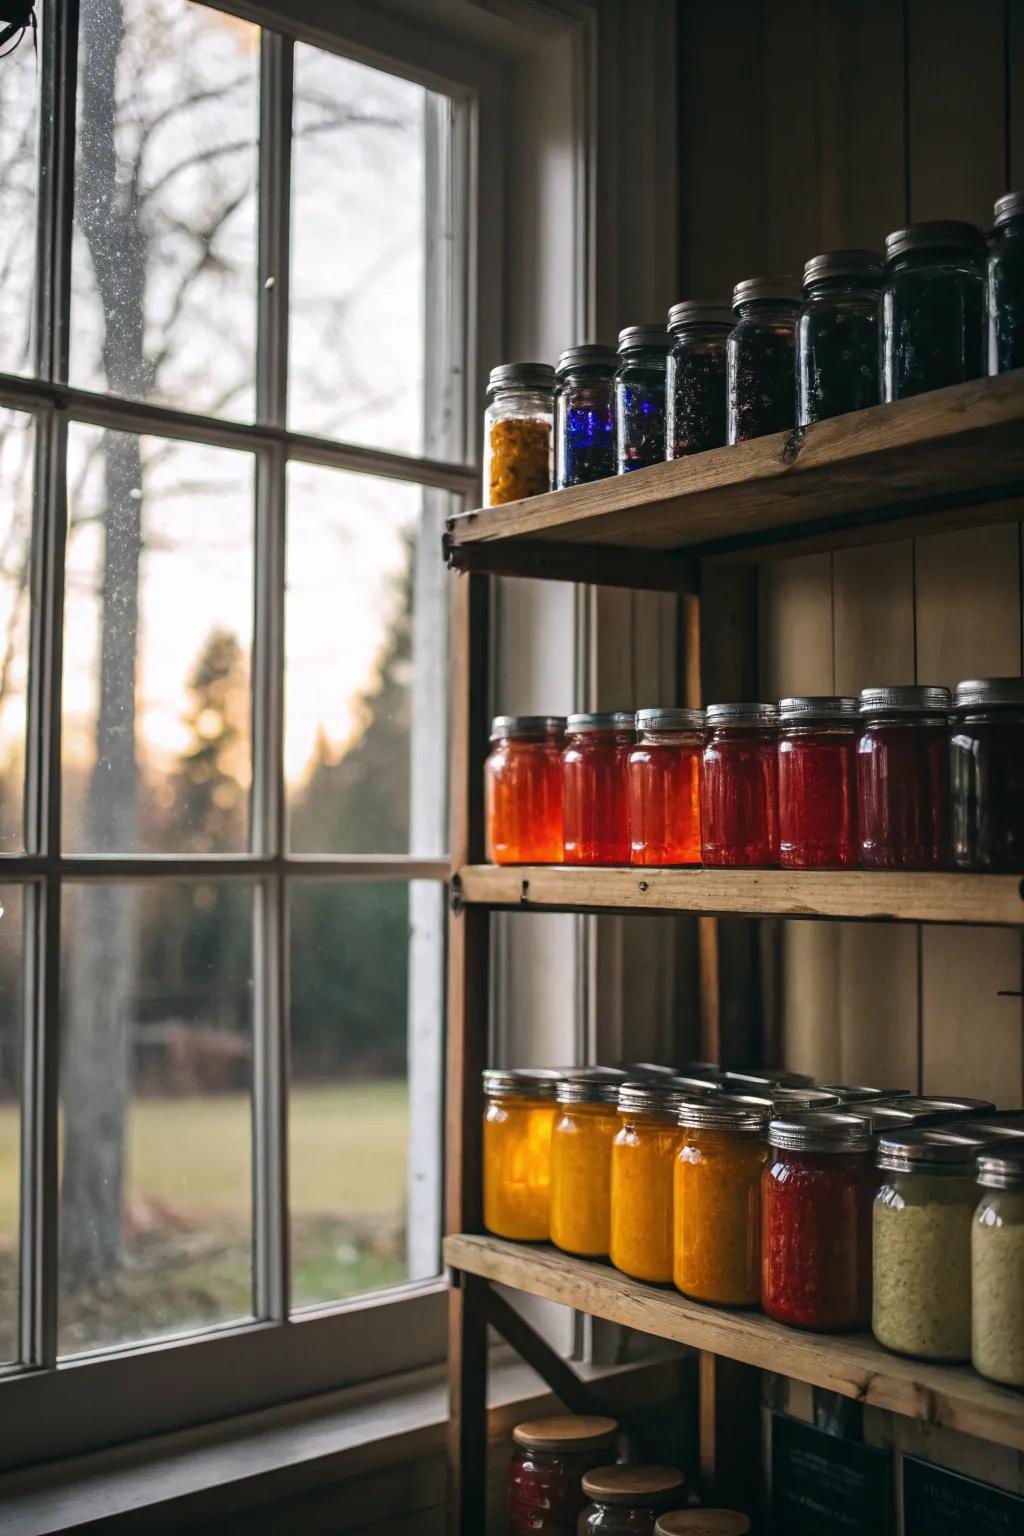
left=989, top=192, right=1024, bottom=374
left=665, top=300, right=732, bottom=457
left=777, top=695, right=860, bottom=869
left=726, top=276, right=801, bottom=443
left=508, top=1414, right=619, bottom=1536
left=485, top=715, right=565, bottom=865
left=873, top=1127, right=991, bottom=1361
left=580, top=1466, right=687, bottom=1536
left=483, top=362, right=554, bottom=507
left=654, top=1515, right=751, bottom=1536
left=797, top=250, right=883, bottom=425
left=627, top=708, right=705, bottom=867
left=701, top=703, right=779, bottom=867
left=674, top=1095, right=770, bottom=1306
left=611, top=1082, right=694, bottom=1284
left=857, top=686, right=952, bottom=870
left=555, top=344, right=617, bottom=488
left=562, top=712, right=635, bottom=866
left=882, top=221, right=987, bottom=399
left=762, top=1112, right=876, bottom=1331
left=483, top=1068, right=560, bottom=1241
left=550, top=1072, right=625, bottom=1259
left=615, top=326, right=670, bottom=472
left=972, top=1147, right=1024, bottom=1388
left=950, top=677, right=1024, bottom=872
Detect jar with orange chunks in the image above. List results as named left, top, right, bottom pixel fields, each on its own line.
left=485, top=715, right=565, bottom=864
left=674, top=1095, right=771, bottom=1306
left=483, top=1069, right=560, bottom=1240
left=550, top=1071, right=625, bottom=1258
left=611, top=1080, right=699, bottom=1283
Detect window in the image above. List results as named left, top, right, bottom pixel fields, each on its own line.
left=0, top=0, right=476, bottom=1460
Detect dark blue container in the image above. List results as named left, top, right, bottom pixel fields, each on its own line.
left=554, top=343, right=617, bottom=488
left=614, top=325, right=670, bottom=472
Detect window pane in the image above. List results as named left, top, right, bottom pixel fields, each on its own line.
left=0, top=25, right=39, bottom=377
left=63, top=426, right=254, bottom=854
left=289, top=45, right=447, bottom=455
left=286, top=464, right=447, bottom=855
left=0, top=886, right=24, bottom=1364
left=59, top=881, right=254, bottom=1356
left=70, top=0, right=259, bottom=418
left=289, top=880, right=442, bottom=1308
left=0, top=411, right=33, bottom=851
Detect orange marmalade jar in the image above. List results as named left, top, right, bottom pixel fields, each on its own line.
left=627, top=707, right=705, bottom=866
left=610, top=1081, right=696, bottom=1283
left=562, top=712, right=635, bottom=865
left=674, top=1094, right=771, bottom=1306
left=550, top=1072, right=625, bottom=1258
left=485, top=715, right=565, bottom=864
left=483, top=1069, right=560, bottom=1240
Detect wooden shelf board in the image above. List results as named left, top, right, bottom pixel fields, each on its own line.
left=456, top=864, right=1024, bottom=926
left=445, top=1235, right=1024, bottom=1455
left=444, top=375, right=1024, bottom=582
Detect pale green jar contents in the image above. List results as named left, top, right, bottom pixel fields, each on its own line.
left=972, top=1148, right=1024, bottom=1388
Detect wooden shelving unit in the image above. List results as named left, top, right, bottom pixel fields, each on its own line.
left=443, top=376, right=1024, bottom=1534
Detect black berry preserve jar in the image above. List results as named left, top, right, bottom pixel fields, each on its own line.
left=615, top=325, right=670, bottom=471
left=798, top=250, right=883, bottom=425
left=882, top=221, right=987, bottom=399
left=727, top=276, right=800, bottom=443
left=665, top=300, right=731, bottom=457
left=554, top=344, right=617, bottom=487
left=988, top=192, right=1024, bottom=374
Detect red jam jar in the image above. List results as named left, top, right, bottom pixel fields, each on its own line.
left=508, top=1414, right=619, bottom=1536
left=562, top=712, right=635, bottom=865
left=762, top=1111, right=876, bottom=1331
left=627, top=707, right=705, bottom=866
left=701, top=703, right=779, bottom=867
left=485, top=714, right=565, bottom=865
left=951, top=678, right=1024, bottom=871
left=777, top=696, right=859, bottom=869
left=857, top=686, right=952, bottom=869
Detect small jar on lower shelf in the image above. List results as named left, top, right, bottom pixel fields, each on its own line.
left=550, top=1071, right=624, bottom=1259
left=508, top=1414, right=619, bottom=1536
left=972, top=1146, right=1024, bottom=1389
left=483, top=1068, right=560, bottom=1241
left=611, top=1081, right=692, bottom=1284
left=580, top=1466, right=687, bottom=1536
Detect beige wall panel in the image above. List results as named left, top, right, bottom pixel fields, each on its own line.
left=914, top=524, right=1022, bottom=686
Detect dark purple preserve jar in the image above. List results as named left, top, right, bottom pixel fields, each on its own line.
left=951, top=678, right=1024, bottom=872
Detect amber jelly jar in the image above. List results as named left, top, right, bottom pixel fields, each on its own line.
left=857, top=686, right=951, bottom=870
left=701, top=703, right=779, bottom=867
left=777, top=696, right=860, bottom=869
left=951, top=678, right=1024, bottom=872
left=627, top=707, right=705, bottom=866
left=562, top=712, right=635, bottom=865
left=483, top=1068, right=559, bottom=1241
left=485, top=715, right=565, bottom=865
left=550, top=1072, right=625, bottom=1259
left=674, top=1095, right=771, bottom=1306
left=611, top=1081, right=695, bottom=1284
left=508, top=1414, right=619, bottom=1536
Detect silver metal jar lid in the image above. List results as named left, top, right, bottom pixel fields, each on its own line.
left=487, top=362, right=555, bottom=394
left=679, top=1093, right=772, bottom=1132
left=723, top=1067, right=815, bottom=1090
left=556, top=343, right=617, bottom=374
left=953, top=677, right=1024, bottom=710
left=636, top=707, right=706, bottom=732
left=483, top=1067, right=561, bottom=1100
left=977, top=1147, right=1024, bottom=1191
left=667, top=299, right=734, bottom=330
left=802, top=249, right=884, bottom=288
left=565, top=711, right=636, bottom=733
left=617, top=325, right=671, bottom=353
left=731, top=275, right=801, bottom=308
left=821, top=1084, right=909, bottom=1103
left=772, top=1087, right=843, bottom=1111
left=859, top=685, right=952, bottom=717
left=994, top=191, right=1024, bottom=228
left=768, top=1111, right=874, bottom=1153
left=874, top=1095, right=996, bottom=1117
left=667, top=1072, right=726, bottom=1095
left=877, top=1125, right=997, bottom=1174
left=490, top=714, right=565, bottom=740
left=618, top=1081, right=702, bottom=1118
left=778, top=696, right=860, bottom=724
left=705, top=702, right=779, bottom=726
left=556, top=1068, right=628, bottom=1106
left=884, top=220, right=988, bottom=261
left=957, top=1113, right=1024, bottom=1140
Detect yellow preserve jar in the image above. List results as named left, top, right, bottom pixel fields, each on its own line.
left=610, top=1082, right=693, bottom=1283
left=550, top=1072, right=624, bottom=1258
left=674, top=1094, right=771, bottom=1305
left=483, top=1069, right=560, bottom=1241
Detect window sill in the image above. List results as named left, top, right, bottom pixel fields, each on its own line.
left=0, top=1351, right=682, bottom=1533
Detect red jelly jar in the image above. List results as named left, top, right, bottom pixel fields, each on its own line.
left=777, top=695, right=859, bottom=869
left=857, top=686, right=952, bottom=869
left=485, top=715, right=565, bottom=865
left=762, top=1111, right=876, bottom=1331
left=701, top=702, right=779, bottom=867
left=563, top=712, right=635, bottom=865
left=951, top=678, right=1024, bottom=871
left=508, top=1414, right=619, bottom=1536
left=627, top=707, right=705, bottom=866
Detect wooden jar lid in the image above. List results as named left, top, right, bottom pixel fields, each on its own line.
left=655, top=1512, right=752, bottom=1535
left=512, top=1414, right=618, bottom=1452
left=581, top=1465, right=686, bottom=1503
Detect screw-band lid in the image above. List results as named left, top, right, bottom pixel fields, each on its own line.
left=732, top=275, right=800, bottom=308
left=566, top=711, right=636, bottom=733
left=768, top=1110, right=874, bottom=1153
left=821, top=1084, right=909, bottom=1103
left=556, top=1068, right=628, bottom=1106
left=487, top=362, right=555, bottom=394
left=802, top=249, right=884, bottom=288
left=668, top=299, right=734, bottom=330
left=556, top=343, right=618, bottom=375
left=977, top=1146, right=1024, bottom=1191
left=636, top=707, right=707, bottom=732
left=994, top=191, right=1024, bottom=228
left=490, top=714, right=565, bottom=740
left=483, top=1067, right=561, bottom=1100
left=678, top=1092, right=772, bottom=1132
left=705, top=702, right=779, bottom=726
left=617, top=325, right=671, bottom=353
left=884, top=220, right=987, bottom=261
left=859, top=685, right=952, bottom=717
left=953, top=677, right=1024, bottom=710
left=772, top=1087, right=843, bottom=1112
left=618, top=1081, right=702, bottom=1118
left=722, top=1067, right=816, bottom=1090
left=778, top=695, right=860, bottom=724
left=877, top=1124, right=999, bottom=1174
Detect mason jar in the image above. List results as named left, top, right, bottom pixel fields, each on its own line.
left=727, top=276, right=801, bottom=443
left=482, top=1068, right=560, bottom=1241
left=701, top=702, right=779, bottom=867
left=674, top=1094, right=770, bottom=1306
left=615, top=326, right=671, bottom=471
left=554, top=343, right=617, bottom=488
left=950, top=677, right=1024, bottom=872
left=610, top=1081, right=692, bottom=1284
left=579, top=1466, right=687, bottom=1536
left=665, top=300, right=732, bottom=457
left=508, top=1414, right=619, bottom=1536
left=627, top=707, right=705, bottom=867
left=857, top=686, right=952, bottom=870
left=483, top=362, right=554, bottom=507
left=485, top=715, right=565, bottom=865
left=562, top=712, right=635, bottom=866
left=550, top=1071, right=624, bottom=1259
left=988, top=191, right=1024, bottom=374
left=797, top=250, right=883, bottom=425
left=777, top=695, right=860, bottom=869
left=972, top=1146, right=1024, bottom=1388
left=882, top=221, right=987, bottom=399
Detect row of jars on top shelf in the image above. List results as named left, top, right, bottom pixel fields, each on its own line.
left=483, top=199, right=1024, bottom=506
left=485, top=681, right=1024, bottom=874
left=483, top=1064, right=1024, bottom=1385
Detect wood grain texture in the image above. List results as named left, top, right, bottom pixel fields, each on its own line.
left=444, top=1236, right=1024, bottom=1455
left=456, top=864, right=1024, bottom=926
left=447, top=1277, right=488, bottom=1536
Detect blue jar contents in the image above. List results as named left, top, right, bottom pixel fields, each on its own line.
left=798, top=250, right=883, bottom=425
left=614, top=325, right=670, bottom=472
left=554, top=343, right=617, bottom=488
left=882, top=221, right=987, bottom=400
left=727, top=276, right=801, bottom=443
left=665, top=300, right=732, bottom=457
left=989, top=192, right=1024, bottom=374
